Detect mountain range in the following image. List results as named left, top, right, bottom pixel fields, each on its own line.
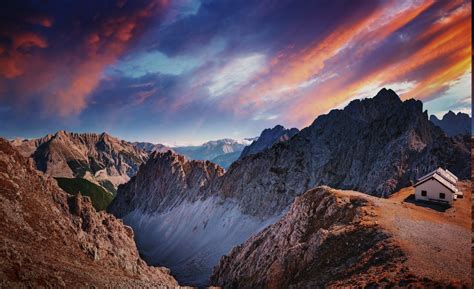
left=429, top=111, right=471, bottom=137
left=10, top=131, right=148, bottom=192
left=108, top=88, right=470, bottom=286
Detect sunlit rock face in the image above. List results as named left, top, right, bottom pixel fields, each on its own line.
left=11, top=131, right=149, bottom=190
left=0, top=138, right=178, bottom=288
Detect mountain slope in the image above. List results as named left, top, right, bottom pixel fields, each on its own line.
left=239, top=125, right=299, bottom=159
left=11, top=131, right=148, bottom=191
left=0, top=138, right=178, bottom=287
left=108, top=151, right=279, bottom=286
left=55, top=177, right=114, bottom=211
left=211, top=186, right=470, bottom=288
left=109, top=88, right=470, bottom=286
left=430, top=111, right=471, bottom=137
left=217, top=88, right=470, bottom=217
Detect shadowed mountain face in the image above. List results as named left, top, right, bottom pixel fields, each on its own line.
left=10, top=131, right=148, bottom=191
left=108, top=88, right=470, bottom=286
left=239, top=125, right=299, bottom=159
left=0, top=139, right=178, bottom=288
left=430, top=111, right=471, bottom=137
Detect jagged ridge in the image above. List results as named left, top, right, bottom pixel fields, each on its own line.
left=0, top=138, right=178, bottom=287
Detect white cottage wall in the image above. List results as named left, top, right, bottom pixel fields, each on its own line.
left=415, top=179, right=454, bottom=204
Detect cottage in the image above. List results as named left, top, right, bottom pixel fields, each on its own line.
left=414, top=168, right=460, bottom=205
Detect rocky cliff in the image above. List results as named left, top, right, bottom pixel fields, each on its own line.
left=0, top=139, right=178, bottom=288
left=239, top=125, right=299, bottom=159
left=11, top=131, right=148, bottom=191
left=218, top=88, right=470, bottom=217
left=108, top=151, right=277, bottom=286
left=430, top=110, right=471, bottom=137
left=211, top=186, right=470, bottom=288
left=109, top=88, right=470, bottom=286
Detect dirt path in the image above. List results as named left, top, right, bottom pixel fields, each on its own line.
left=374, top=182, right=471, bottom=284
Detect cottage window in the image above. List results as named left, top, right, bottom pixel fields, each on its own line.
left=421, top=190, right=427, bottom=196
left=439, top=193, right=445, bottom=199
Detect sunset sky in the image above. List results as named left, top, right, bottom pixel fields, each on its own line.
left=0, top=0, right=471, bottom=145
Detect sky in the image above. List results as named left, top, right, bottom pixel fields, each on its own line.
left=0, top=0, right=471, bottom=145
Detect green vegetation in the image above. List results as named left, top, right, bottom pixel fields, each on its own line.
left=55, top=177, right=114, bottom=211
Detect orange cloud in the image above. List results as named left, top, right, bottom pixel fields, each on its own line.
left=1, top=0, right=169, bottom=117
left=272, top=1, right=471, bottom=126
left=234, top=0, right=435, bottom=114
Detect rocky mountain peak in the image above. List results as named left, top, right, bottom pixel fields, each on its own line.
left=108, top=150, right=225, bottom=218
left=429, top=110, right=471, bottom=137
left=239, top=124, right=299, bottom=159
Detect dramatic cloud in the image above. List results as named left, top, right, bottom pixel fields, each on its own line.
left=0, top=0, right=168, bottom=116
left=0, top=0, right=471, bottom=143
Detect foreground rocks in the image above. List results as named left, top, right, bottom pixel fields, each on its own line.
left=0, top=139, right=179, bottom=288
left=211, top=186, right=470, bottom=288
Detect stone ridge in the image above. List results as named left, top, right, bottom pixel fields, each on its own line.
left=430, top=110, right=471, bottom=137
left=214, top=88, right=470, bottom=217
left=108, top=150, right=225, bottom=218
left=0, top=138, right=179, bottom=288
left=11, top=130, right=149, bottom=190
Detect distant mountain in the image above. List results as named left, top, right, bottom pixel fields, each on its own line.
left=174, top=138, right=250, bottom=168
left=132, top=142, right=172, bottom=153
left=430, top=111, right=471, bottom=137
left=0, top=139, right=178, bottom=287
left=10, top=131, right=148, bottom=192
left=109, top=88, right=470, bottom=286
left=210, top=151, right=242, bottom=168
left=239, top=125, right=299, bottom=159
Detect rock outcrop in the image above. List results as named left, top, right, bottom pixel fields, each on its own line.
left=239, top=125, right=299, bottom=159
left=211, top=186, right=470, bottom=288
left=0, top=139, right=178, bottom=288
left=430, top=110, right=471, bottom=137
left=11, top=131, right=148, bottom=191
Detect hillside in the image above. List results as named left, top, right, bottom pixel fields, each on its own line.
left=55, top=177, right=114, bottom=211
left=0, top=138, right=179, bottom=287
left=211, top=185, right=471, bottom=288
left=11, top=131, right=148, bottom=193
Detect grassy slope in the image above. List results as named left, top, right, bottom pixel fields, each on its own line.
left=55, top=177, right=114, bottom=211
